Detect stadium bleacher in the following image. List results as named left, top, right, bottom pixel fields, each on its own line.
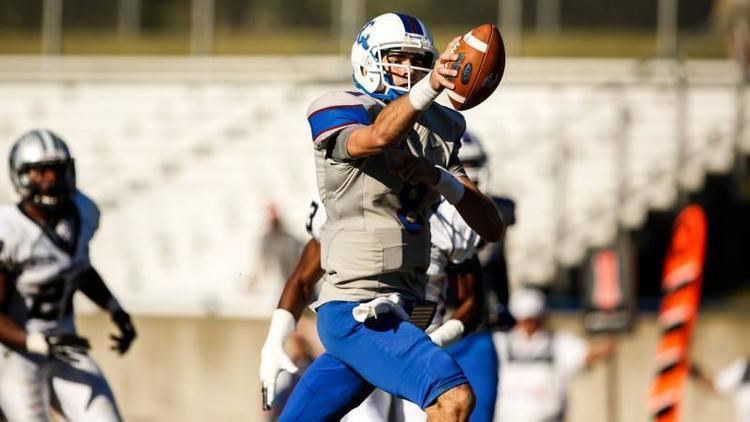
left=0, top=56, right=744, bottom=317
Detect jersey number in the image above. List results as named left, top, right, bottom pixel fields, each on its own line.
left=305, top=200, right=320, bottom=235
left=28, top=280, right=71, bottom=320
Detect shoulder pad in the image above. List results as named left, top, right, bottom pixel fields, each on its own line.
left=307, top=91, right=374, bottom=146
left=74, top=190, right=101, bottom=231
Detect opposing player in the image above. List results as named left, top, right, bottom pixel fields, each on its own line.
left=265, top=12, right=504, bottom=421
left=0, top=129, right=136, bottom=421
left=425, top=132, right=505, bottom=422
left=343, top=132, right=490, bottom=422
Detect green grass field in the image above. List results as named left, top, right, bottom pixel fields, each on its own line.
left=0, top=28, right=727, bottom=59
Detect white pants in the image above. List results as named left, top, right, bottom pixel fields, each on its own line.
left=0, top=347, right=121, bottom=422
left=342, top=388, right=428, bottom=422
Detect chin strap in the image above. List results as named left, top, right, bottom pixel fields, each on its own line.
left=353, top=79, right=406, bottom=103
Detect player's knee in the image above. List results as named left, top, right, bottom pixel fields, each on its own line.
left=449, top=383, right=475, bottom=414
left=433, top=383, right=475, bottom=420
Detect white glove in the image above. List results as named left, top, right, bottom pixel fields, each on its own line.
left=352, top=294, right=410, bottom=323
left=260, top=309, right=299, bottom=411
left=428, top=319, right=465, bottom=348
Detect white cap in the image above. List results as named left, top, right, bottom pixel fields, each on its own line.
left=509, top=288, right=546, bottom=320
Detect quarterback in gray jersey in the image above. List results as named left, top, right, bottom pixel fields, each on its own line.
left=271, top=13, right=504, bottom=422
left=0, top=130, right=136, bottom=421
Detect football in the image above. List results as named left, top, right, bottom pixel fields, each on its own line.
left=446, top=24, right=506, bottom=111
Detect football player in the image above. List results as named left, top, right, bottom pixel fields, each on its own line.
left=264, top=12, right=504, bottom=416
left=262, top=183, right=484, bottom=421
left=433, top=132, right=508, bottom=422
left=0, top=129, right=136, bottom=421
left=275, top=11, right=504, bottom=420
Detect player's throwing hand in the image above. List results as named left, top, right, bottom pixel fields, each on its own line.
left=387, top=147, right=440, bottom=186
left=428, top=36, right=461, bottom=92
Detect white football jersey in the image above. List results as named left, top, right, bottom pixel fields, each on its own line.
left=0, top=190, right=100, bottom=335
left=305, top=189, right=326, bottom=242
left=306, top=195, right=480, bottom=328
left=425, top=197, right=481, bottom=328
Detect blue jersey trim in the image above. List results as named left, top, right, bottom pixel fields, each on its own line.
left=308, top=104, right=370, bottom=141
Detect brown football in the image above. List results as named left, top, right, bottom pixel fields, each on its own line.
left=446, top=24, right=506, bottom=111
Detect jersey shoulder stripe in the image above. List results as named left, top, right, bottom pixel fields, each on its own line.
left=308, top=104, right=369, bottom=142
left=395, top=13, right=425, bottom=36
left=307, top=91, right=373, bottom=144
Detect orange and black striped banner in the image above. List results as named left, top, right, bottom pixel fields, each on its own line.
left=649, top=204, right=707, bottom=422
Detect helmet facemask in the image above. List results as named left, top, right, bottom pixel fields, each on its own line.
left=17, top=160, right=76, bottom=211
left=462, top=158, right=490, bottom=191
left=458, top=132, right=490, bottom=191
left=9, top=129, right=77, bottom=212
left=377, top=49, right=434, bottom=99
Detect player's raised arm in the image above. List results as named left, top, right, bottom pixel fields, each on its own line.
left=452, top=176, right=505, bottom=242
left=345, top=39, right=461, bottom=158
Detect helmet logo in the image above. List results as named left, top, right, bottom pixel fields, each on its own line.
left=357, top=20, right=375, bottom=50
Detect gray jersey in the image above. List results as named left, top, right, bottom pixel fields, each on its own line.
left=426, top=198, right=481, bottom=330
left=0, top=190, right=100, bottom=336
left=308, top=194, right=480, bottom=328
left=306, top=90, right=466, bottom=306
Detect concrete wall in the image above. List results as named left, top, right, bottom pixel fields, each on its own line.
left=76, top=311, right=749, bottom=422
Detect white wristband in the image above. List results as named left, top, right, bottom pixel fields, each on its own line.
left=433, top=167, right=466, bottom=204
left=408, top=73, right=440, bottom=111
left=265, top=309, right=297, bottom=345
left=428, top=319, right=465, bottom=348
left=26, top=332, right=49, bottom=356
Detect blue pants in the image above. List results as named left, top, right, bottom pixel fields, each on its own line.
left=446, top=330, right=499, bottom=422
left=280, top=301, right=468, bottom=422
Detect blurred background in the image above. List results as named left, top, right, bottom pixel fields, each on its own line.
left=0, top=0, right=749, bottom=421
